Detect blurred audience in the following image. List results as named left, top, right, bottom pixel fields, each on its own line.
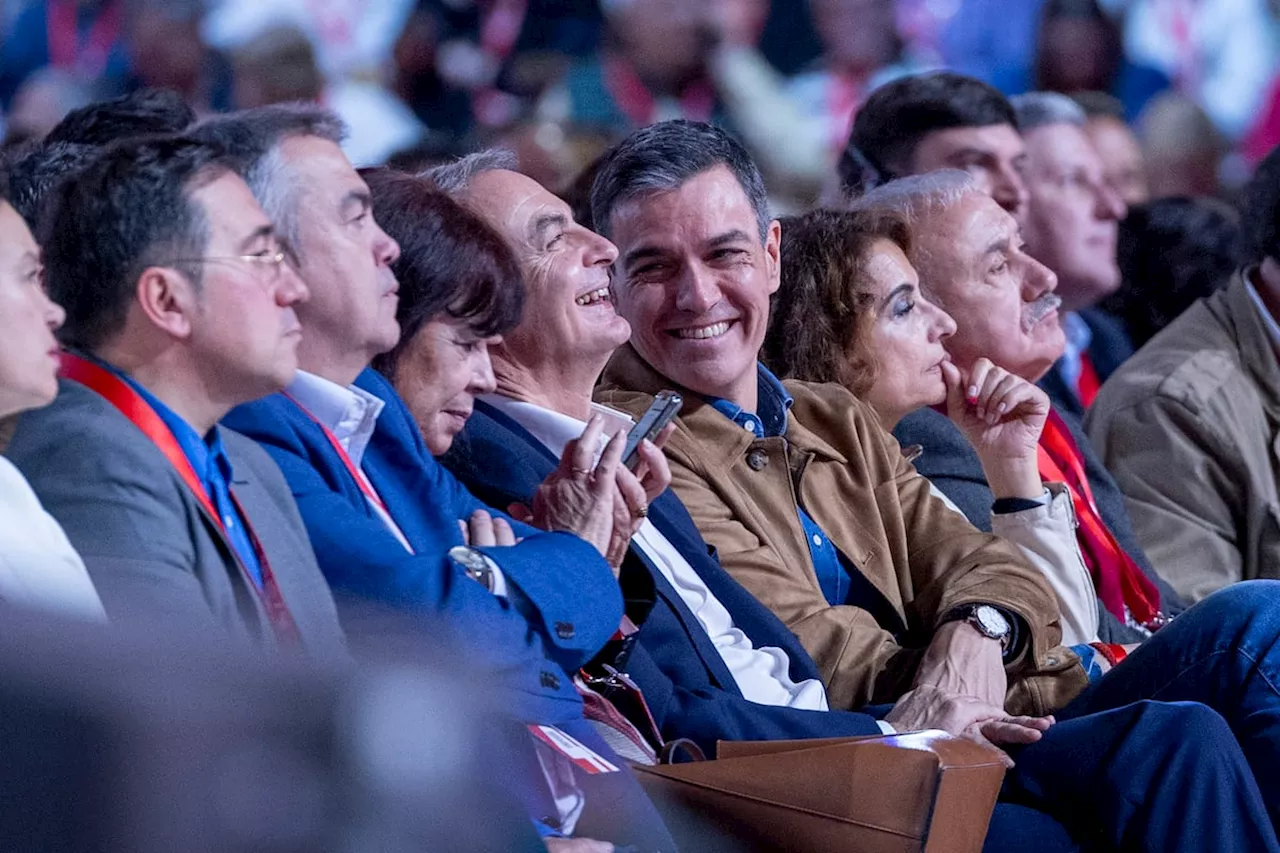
left=1088, top=147, right=1280, bottom=601
left=0, top=0, right=130, bottom=109
left=1138, top=91, right=1226, bottom=199
left=0, top=172, right=105, bottom=621
left=1103, top=196, right=1246, bottom=346
left=1033, top=0, right=1121, bottom=97
left=1011, top=91, right=1130, bottom=416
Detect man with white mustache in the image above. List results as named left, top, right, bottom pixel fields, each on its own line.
left=878, top=170, right=1185, bottom=646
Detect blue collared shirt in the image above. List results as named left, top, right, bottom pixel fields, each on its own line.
left=1058, top=310, right=1094, bottom=398
left=102, top=360, right=265, bottom=589
left=706, top=365, right=853, bottom=607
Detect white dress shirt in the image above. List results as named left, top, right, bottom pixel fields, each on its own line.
left=0, top=455, right=105, bottom=621
left=286, top=371, right=415, bottom=554
left=482, top=394, right=833, bottom=713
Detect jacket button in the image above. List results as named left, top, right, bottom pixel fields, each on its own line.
left=746, top=449, right=768, bottom=471
left=555, top=621, right=575, bottom=640
left=540, top=671, right=561, bottom=690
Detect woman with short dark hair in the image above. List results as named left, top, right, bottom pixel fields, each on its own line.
left=767, top=207, right=1100, bottom=645
left=363, top=168, right=525, bottom=456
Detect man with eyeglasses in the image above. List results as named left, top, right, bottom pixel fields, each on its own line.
left=5, top=133, right=350, bottom=658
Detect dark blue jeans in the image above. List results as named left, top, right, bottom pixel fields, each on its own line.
left=1056, top=580, right=1280, bottom=842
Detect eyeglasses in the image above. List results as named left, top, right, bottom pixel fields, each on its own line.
left=167, top=249, right=291, bottom=281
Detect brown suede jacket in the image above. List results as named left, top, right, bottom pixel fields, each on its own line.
left=598, top=345, right=1090, bottom=716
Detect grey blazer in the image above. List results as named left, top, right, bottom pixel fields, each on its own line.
left=7, top=380, right=346, bottom=660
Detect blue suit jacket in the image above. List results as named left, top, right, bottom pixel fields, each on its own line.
left=442, top=399, right=883, bottom=754
left=223, top=370, right=622, bottom=726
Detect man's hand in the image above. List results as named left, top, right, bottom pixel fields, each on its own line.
left=914, top=620, right=1009, bottom=710
left=545, top=838, right=614, bottom=853
left=885, top=684, right=1054, bottom=768
left=942, top=358, right=1048, bottom=499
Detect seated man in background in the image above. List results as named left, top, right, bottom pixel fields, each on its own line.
left=1009, top=92, right=1131, bottom=415
left=591, top=118, right=1280, bottom=850
left=6, top=134, right=346, bottom=655
left=877, top=171, right=1182, bottom=645
left=210, top=105, right=675, bottom=851
left=1087, top=145, right=1280, bottom=601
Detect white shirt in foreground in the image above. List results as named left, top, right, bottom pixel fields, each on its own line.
left=0, top=455, right=105, bottom=621
left=482, top=394, right=835, bottom=714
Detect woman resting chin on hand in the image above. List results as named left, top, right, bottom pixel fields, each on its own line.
left=764, top=207, right=1100, bottom=646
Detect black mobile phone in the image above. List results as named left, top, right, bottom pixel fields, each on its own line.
left=622, top=390, right=683, bottom=471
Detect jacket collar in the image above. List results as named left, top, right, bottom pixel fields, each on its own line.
left=1217, top=269, right=1280, bottom=416
left=598, top=344, right=849, bottom=468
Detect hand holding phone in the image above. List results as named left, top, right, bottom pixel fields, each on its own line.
left=623, top=391, right=683, bottom=471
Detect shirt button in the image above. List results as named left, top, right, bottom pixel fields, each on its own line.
left=746, top=449, right=768, bottom=471
left=554, top=621, right=575, bottom=640
left=743, top=421, right=756, bottom=432
left=812, top=533, right=823, bottom=547
left=225, top=516, right=235, bottom=528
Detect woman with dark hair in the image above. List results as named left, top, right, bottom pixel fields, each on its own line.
left=765, top=207, right=1101, bottom=645
left=362, top=168, right=525, bottom=456
left=0, top=172, right=104, bottom=620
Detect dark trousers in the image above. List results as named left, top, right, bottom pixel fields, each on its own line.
left=999, top=700, right=1277, bottom=852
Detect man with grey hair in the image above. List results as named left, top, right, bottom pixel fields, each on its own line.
left=211, top=105, right=677, bottom=851
left=1010, top=92, right=1131, bottom=416
left=588, top=119, right=1280, bottom=851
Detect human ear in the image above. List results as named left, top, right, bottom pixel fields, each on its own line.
left=135, top=266, right=198, bottom=340
left=764, top=219, right=782, bottom=295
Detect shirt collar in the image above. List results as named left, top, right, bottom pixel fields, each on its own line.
left=1244, top=269, right=1280, bottom=348
left=287, top=370, right=385, bottom=467
left=705, top=363, right=792, bottom=439
left=480, top=394, right=633, bottom=460
left=1060, top=311, right=1093, bottom=361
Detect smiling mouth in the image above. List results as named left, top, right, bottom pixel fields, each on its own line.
left=670, top=321, right=733, bottom=340
left=575, top=287, right=612, bottom=306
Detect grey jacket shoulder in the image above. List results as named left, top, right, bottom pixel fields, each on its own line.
left=8, top=381, right=345, bottom=659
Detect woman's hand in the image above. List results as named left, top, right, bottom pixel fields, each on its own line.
left=942, top=359, right=1049, bottom=500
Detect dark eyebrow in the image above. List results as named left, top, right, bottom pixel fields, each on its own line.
left=531, top=212, right=569, bottom=245
left=340, top=189, right=371, bottom=219
left=706, top=229, right=753, bottom=249
left=983, top=234, right=1012, bottom=257
left=623, top=243, right=668, bottom=269
left=878, top=282, right=914, bottom=311
left=942, top=148, right=993, bottom=163
left=237, top=224, right=276, bottom=254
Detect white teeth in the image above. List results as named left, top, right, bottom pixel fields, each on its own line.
left=575, top=287, right=611, bottom=306
left=676, top=322, right=730, bottom=340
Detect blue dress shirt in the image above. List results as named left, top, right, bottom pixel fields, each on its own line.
left=705, top=364, right=853, bottom=607
left=101, top=361, right=265, bottom=588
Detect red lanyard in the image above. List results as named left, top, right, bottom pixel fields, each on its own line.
left=281, top=392, right=391, bottom=516
left=1037, top=410, right=1163, bottom=630
left=46, top=0, right=121, bottom=78
left=59, top=353, right=299, bottom=642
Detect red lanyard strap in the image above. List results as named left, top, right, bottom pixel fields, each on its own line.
left=60, top=353, right=299, bottom=642
left=281, top=391, right=390, bottom=515
left=46, top=0, right=120, bottom=77
left=1037, top=410, right=1163, bottom=630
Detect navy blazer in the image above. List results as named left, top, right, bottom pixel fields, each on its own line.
left=1041, top=308, right=1136, bottom=419
left=893, top=406, right=1185, bottom=645
left=442, top=399, right=883, bottom=754
left=223, top=370, right=623, bottom=727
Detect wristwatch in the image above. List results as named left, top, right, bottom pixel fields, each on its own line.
left=449, top=545, right=498, bottom=593
left=945, top=603, right=1012, bottom=651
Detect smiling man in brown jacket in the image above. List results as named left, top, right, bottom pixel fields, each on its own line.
left=587, top=119, right=1280, bottom=848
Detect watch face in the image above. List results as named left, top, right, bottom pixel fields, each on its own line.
left=976, top=605, right=1010, bottom=637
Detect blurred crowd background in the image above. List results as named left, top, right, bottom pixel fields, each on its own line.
left=1, top=0, right=1277, bottom=212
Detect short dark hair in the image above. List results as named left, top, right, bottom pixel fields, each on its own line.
left=1104, top=196, right=1246, bottom=346
left=1070, top=90, right=1126, bottom=121
left=1245, top=145, right=1280, bottom=265
left=44, top=135, right=231, bottom=351
left=764, top=207, right=913, bottom=394
left=0, top=140, right=98, bottom=234
left=842, top=72, right=1018, bottom=194
left=362, top=168, right=525, bottom=381
left=191, top=103, right=347, bottom=254
left=45, top=89, right=196, bottom=147
left=590, top=120, right=771, bottom=241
